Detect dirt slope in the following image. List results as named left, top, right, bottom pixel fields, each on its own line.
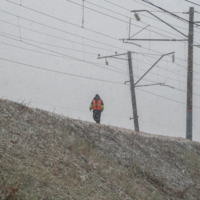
left=0, top=99, right=200, bottom=200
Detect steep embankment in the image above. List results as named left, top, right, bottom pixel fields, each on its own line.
left=0, top=99, right=200, bottom=200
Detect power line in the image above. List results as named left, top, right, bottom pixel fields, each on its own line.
left=0, top=94, right=187, bottom=132
left=137, top=88, right=200, bottom=109
left=2, top=4, right=200, bottom=74
left=0, top=34, right=164, bottom=84
left=129, top=53, right=200, bottom=85
left=138, top=0, right=200, bottom=27
left=4, top=0, right=198, bottom=50
left=66, top=0, right=194, bottom=43
left=0, top=56, right=125, bottom=85
left=139, top=47, right=200, bottom=74
left=102, top=0, right=200, bottom=36
left=0, top=9, right=198, bottom=72
left=0, top=33, right=129, bottom=75
left=1, top=31, right=98, bottom=55
left=0, top=18, right=166, bottom=64
left=0, top=31, right=169, bottom=84
left=4, top=0, right=187, bottom=45
left=185, top=0, right=200, bottom=7
left=144, top=54, right=200, bottom=82
left=5, top=0, right=117, bottom=40
left=1, top=0, right=200, bottom=136
left=0, top=37, right=128, bottom=74
left=134, top=61, right=200, bottom=88
left=2, top=55, right=200, bottom=108
left=0, top=19, right=115, bottom=53
left=105, top=0, right=200, bottom=34
left=2, top=17, right=200, bottom=80
left=0, top=11, right=127, bottom=52
left=132, top=0, right=160, bottom=12
left=4, top=30, right=200, bottom=87
left=104, top=0, right=129, bottom=11
left=91, top=2, right=200, bottom=67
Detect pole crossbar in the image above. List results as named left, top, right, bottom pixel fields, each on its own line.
left=97, top=53, right=127, bottom=59
left=125, top=39, right=188, bottom=41
left=135, top=83, right=164, bottom=87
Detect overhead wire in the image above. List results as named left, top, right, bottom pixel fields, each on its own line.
left=4, top=0, right=186, bottom=48
left=0, top=31, right=97, bottom=56
left=66, top=0, right=193, bottom=43
left=123, top=53, right=200, bottom=84
left=1, top=1, right=200, bottom=133
left=4, top=0, right=200, bottom=50
left=0, top=31, right=171, bottom=85
left=0, top=31, right=199, bottom=94
left=105, top=0, right=200, bottom=33
left=88, top=0, right=200, bottom=45
left=137, top=88, right=200, bottom=109
left=0, top=33, right=129, bottom=75
left=0, top=34, right=164, bottom=84
left=2, top=1, right=200, bottom=76
left=2, top=27, right=200, bottom=88
left=85, top=0, right=197, bottom=38
left=185, top=0, right=200, bottom=7
left=0, top=35, right=129, bottom=74
left=0, top=56, right=126, bottom=85
left=61, top=1, right=200, bottom=69
left=1, top=8, right=200, bottom=73
left=3, top=1, right=117, bottom=39
left=2, top=55, right=200, bottom=109
left=0, top=40, right=129, bottom=74
left=132, top=0, right=200, bottom=34
left=134, top=58, right=200, bottom=89
left=0, top=19, right=115, bottom=53
left=132, top=0, right=180, bottom=13
left=0, top=10, right=127, bottom=52
left=0, top=29, right=170, bottom=84
left=138, top=0, right=200, bottom=27
left=2, top=18, right=200, bottom=85
left=0, top=94, right=187, bottom=133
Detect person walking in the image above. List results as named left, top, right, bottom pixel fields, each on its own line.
left=89, top=94, right=104, bottom=124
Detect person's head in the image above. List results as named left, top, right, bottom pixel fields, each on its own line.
left=95, top=94, right=100, bottom=100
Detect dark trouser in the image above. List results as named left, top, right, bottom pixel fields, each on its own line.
left=93, top=110, right=101, bottom=124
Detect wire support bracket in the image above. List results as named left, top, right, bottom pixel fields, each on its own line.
left=134, top=52, right=175, bottom=86
left=131, top=10, right=188, bottom=38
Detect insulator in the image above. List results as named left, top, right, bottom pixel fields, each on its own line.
left=134, top=13, right=141, bottom=21
left=172, top=55, right=175, bottom=63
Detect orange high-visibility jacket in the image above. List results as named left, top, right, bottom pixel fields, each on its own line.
left=93, top=99, right=102, bottom=111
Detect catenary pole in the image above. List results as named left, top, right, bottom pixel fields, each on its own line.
left=128, top=51, right=139, bottom=131
left=186, top=7, right=194, bottom=140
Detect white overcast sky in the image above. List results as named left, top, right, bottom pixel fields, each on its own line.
left=0, top=0, right=200, bottom=141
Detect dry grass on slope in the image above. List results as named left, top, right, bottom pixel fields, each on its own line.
left=0, top=99, right=165, bottom=200
left=0, top=99, right=200, bottom=200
